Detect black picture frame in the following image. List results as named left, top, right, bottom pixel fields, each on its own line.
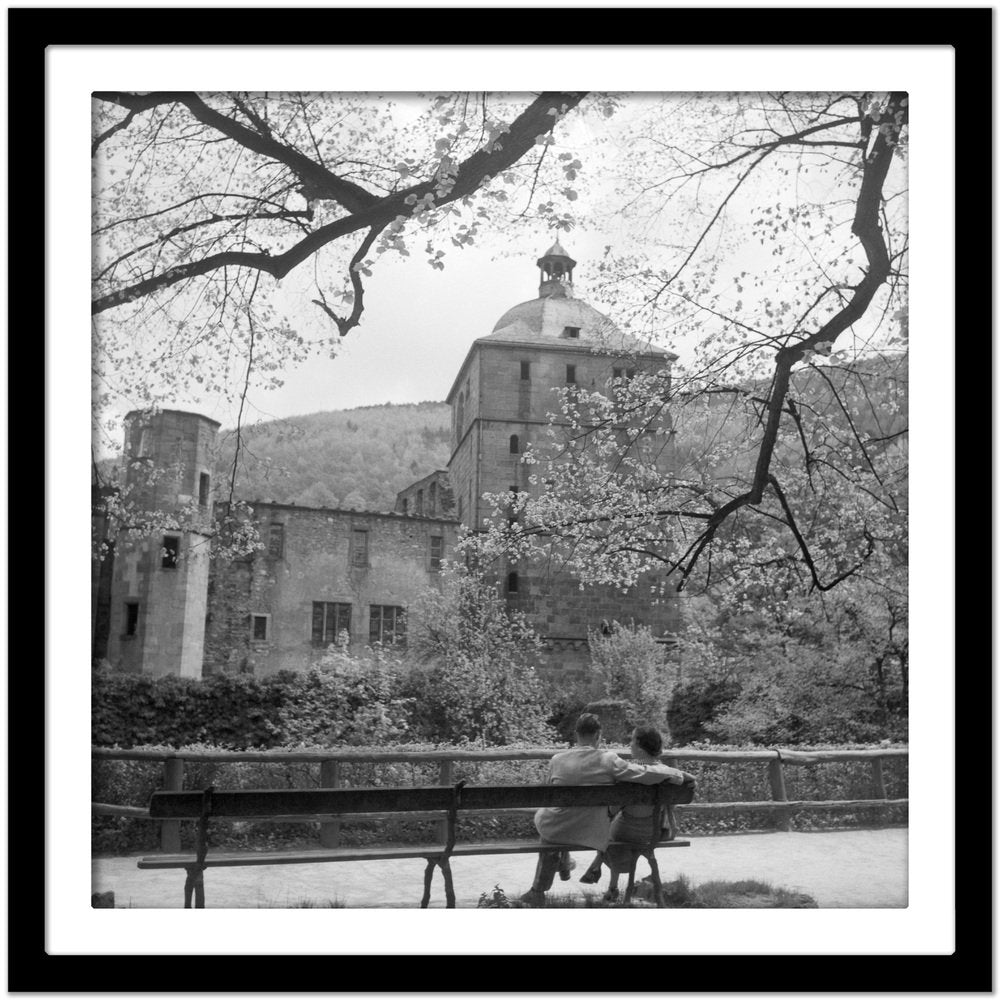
left=11, top=5, right=989, bottom=993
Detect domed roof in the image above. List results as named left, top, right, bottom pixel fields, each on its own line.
left=488, top=294, right=661, bottom=355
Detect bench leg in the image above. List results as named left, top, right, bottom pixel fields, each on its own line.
left=420, top=858, right=436, bottom=909
left=622, top=852, right=639, bottom=905
left=183, top=866, right=205, bottom=909
left=440, top=858, right=456, bottom=909
left=646, top=852, right=666, bottom=908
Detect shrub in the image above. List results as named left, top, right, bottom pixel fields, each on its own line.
left=588, top=622, right=677, bottom=735
left=401, top=566, right=554, bottom=745
left=667, top=678, right=741, bottom=746
left=280, top=641, right=412, bottom=746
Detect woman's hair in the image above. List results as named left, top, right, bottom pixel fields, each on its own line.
left=633, top=726, right=663, bottom=757
left=574, top=713, right=602, bottom=738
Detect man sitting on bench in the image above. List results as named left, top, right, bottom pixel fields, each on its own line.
left=520, top=713, right=686, bottom=904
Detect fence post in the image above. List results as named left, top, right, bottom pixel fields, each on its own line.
left=870, top=756, right=887, bottom=798
left=870, top=756, right=887, bottom=827
left=767, top=753, right=791, bottom=832
left=436, top=759, right=454, bottom=842
left=319, top=760, right=341, bottom=848
left=161, top=757, right=184, bottom=852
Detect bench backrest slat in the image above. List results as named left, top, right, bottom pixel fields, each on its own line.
left=148, top=783, right=680, bottom=819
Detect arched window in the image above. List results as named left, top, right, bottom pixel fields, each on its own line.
left=429, top=481, right=437, bottom=512
left=416, top=489, right=424, bottom=515
left=507, top=571, right=519, bottom=594
left=509, top=434, right=519, bottom=454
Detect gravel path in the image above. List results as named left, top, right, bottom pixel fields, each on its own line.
left=93, top=828, right=906, bottom=909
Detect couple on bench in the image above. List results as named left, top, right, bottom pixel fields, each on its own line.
left=521, top=713, right=694, bottom=904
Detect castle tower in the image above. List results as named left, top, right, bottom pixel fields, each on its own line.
left=105, top=409, right=219, bottom=677
left=446, top=245, right=681, bottom=683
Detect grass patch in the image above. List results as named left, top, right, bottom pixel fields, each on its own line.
left=482, top=875, right=816, bottom=909
left=257, top=897, right=346, bottom=907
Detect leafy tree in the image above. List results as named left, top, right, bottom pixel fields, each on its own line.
left=470, top=92, right=908, bottom=600
left=400, top=566, right=551, bottom=745
left=674, top=567, right=907, bottom=744
left=92, top=90, right=592, bottom=553
left=588, top=621, right=678, bottom=734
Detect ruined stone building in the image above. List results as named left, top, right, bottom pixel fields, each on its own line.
left=93, top=244, right=681, bottom=684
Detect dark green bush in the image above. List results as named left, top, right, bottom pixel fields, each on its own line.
left=667, top=678, right=741, bottom=745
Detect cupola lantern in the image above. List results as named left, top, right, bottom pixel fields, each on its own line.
left=536, top=239, right=577, bottom=299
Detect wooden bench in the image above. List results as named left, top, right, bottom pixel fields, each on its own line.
left=141, top=781, right=692, bottom=908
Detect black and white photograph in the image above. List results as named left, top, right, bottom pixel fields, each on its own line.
left=87, top=82, right=913, bottom=912
left=18, top=12, right=980, bottom=982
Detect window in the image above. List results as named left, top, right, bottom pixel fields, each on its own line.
left=401, top=497, right=409, bottom=515
left=429, top=481, right=437, bottom=511
left=566, top=364, right=576, bottom=385
left=199, top=472, right=210, bottom=507
left=250, top=614, right=269, bottom=641
left=124, top=602, right=139, bottom=637
left=416, top=489, right=424, bottom=515
left=509, top=434, right=519, bottom=454
left=369, top=605, right=406, bottom=646
left=507, top=571, right=519, bottom=594
left=612, top=367, right=623, bottom=380
left=520, top=360, right=531, bottom=380
left=312, top=602, right=351, bottom=646
left=268, top=523, right=285, bottom=559
left=161, top=535, right=179, bottom=569
left=430, top=535, right=444, bottom=571
left=563, top=326, right=580, bottom=339
left=351, top=529, right=369, bottom=567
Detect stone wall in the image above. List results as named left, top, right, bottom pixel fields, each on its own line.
left=204, top=503, right=459, bottom=676
left=506, top=566, right=682, bottom=691
left=394, top=470, right=454, bottom=519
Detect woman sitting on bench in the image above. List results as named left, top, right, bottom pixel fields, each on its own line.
left=521, top=713, right=685, bottom=904
left=579, top=725, right=694, bottom=900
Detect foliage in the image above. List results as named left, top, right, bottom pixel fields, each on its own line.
left=96, top=401, right=452, bottom=514
left=667, top=677, right=742, bottom=746
left=92, top=564, right=556, bottom=752
left=588, top=622, right=678, bottom=735
left=468, top=92, right=908, bottom=603
left=676, top=572, right=908, bottom=745
left=212, top=401, right=451, bottom=511
left=277, top=641, right=413, bottom=746
left=92, top=668, right=290, bottom=749
left=401, top=566, right=553, bottom=745
left=511, top=876, right=816, bottom=908
left=477, top=884, right=514, bottom=908
left=92, top=92, right=589, bottom=448
left=91, top=658, right=410, bottom=749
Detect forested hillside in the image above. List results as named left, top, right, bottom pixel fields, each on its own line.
left=213, top=402, right=451, bottom=511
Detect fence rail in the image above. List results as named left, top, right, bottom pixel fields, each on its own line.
left=92, top=745, right=908, bottom=851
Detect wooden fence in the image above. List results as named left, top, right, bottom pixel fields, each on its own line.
left=92, top=746, right=908, bottom=852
